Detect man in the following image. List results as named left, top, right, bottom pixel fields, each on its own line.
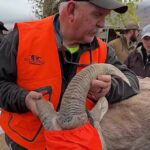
left=109, top=23, right=139, bottom=63
left=0, top=0, right=139, bottom=149
left=0, top=21, right=8, bottom=43
left=125, top=24, right=150, bottom=77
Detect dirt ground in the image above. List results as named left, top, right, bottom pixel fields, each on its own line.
left=0, top=109, right=9, bottom=150
left=0, top=133, right=9, bottom=150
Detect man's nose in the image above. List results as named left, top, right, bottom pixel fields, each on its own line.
left=96, top=19, right=105, bottom=28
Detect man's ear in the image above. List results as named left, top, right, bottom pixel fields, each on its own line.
left=66, top=1, right=76, bottom=22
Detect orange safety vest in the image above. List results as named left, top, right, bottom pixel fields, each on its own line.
left=0, top=16, right=107, bottom=149
left=76, top=38, right=107, bottom=110
left=44, top=121, right=102, bottom=150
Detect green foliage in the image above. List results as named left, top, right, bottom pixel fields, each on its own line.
left=29, top=0, right=58, bottom=18
left=28, top=0, right=44, bottom=18
left=43, top=0, right=58, bottom=17
left=29, top=0, right=140, bottom=25
left=106, top=2, right=140, bottom=28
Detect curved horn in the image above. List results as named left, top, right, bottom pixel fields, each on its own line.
left=90, top=97, right=108, bottom=123
left=57, top=63, right=130, bottom=129
left=36, top=100, right=59, bottom=130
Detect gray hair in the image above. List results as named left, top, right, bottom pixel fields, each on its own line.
left=59, top=1, right=89, bottom=14
left=59, top=2, right=68, bottom=13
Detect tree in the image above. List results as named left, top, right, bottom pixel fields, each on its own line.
left=106, top=1, right=140, bottom=28
left=29, top=0, right=44, bottom=18
left=29, top=0, right=59, bottom=18
left=29, top=0, right=140, bottom=26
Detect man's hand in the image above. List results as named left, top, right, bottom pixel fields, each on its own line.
left=25, top=91, right=43, bottom=115
left=88, top=75, right=111, bottom=101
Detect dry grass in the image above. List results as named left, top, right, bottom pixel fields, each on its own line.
left=0, top=133, right=9, bottom=150
left=0, top=108, right=9, bottom=150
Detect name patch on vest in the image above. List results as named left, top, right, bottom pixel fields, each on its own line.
left=24, top=55, right=45, bottom=65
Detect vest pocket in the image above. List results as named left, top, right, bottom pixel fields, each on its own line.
left=8, top=112, right=42, bottom=142
left=7, top=86, right=52, bottom=142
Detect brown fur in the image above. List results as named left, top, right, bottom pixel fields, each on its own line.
left=101, top=77, right=150, bottom=150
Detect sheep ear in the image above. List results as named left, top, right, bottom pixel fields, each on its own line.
left=90, top=97, right=108, bottom=122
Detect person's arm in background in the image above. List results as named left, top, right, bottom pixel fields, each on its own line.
left=108, top=39, right=116, bottom=52
left=105, top=46, right=139, bottom=103
left=0, top=30, right=42, bottom=114
left=124, top=53, right=132, bottom=69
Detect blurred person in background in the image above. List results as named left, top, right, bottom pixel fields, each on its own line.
left=0, top=21, right=8, bottom=43
left=109, top=23, right=139, bottom=63
left=125, top=24, right=150, bottom=77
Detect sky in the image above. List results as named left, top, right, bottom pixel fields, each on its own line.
left=0, top=0, right=36, bottom=29
left=0, top=0, right=149, bottom=30
left=137, top=0, right=150, bottom=27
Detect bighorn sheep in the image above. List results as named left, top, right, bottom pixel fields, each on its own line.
left=35, top=64, right=150, bottom=150
left=35, top=63, right=129, bottom=149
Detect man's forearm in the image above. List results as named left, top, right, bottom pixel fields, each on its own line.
left=0, top=81, right=29, bottom=113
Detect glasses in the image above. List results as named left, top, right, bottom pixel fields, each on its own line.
left=61, top=45, right=94, bottom=67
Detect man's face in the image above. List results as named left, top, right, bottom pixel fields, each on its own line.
left=142, top=36, right=150, bottom=53
left=130, top=30, right=139, bottom=42
left=71, top=2, right=110, bottom=44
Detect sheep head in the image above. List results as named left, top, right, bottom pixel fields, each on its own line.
left=36, top=63, right=130, bottom=130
